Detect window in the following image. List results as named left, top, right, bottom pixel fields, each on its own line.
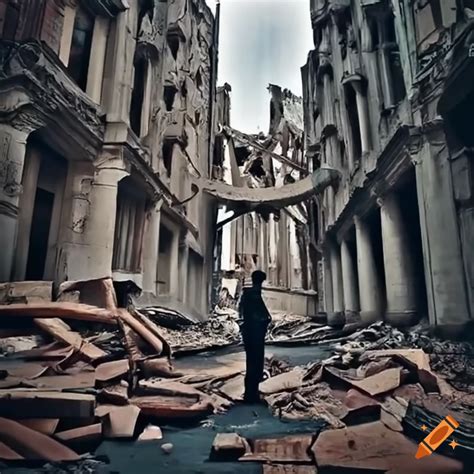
left=68, top=6, right=94, bottom=90
left=367, top=9, right=406, bottom=108
left=162, top=140, right=173, bottom=177
left=130, top=56, right=148, bottom=136
left=167, top=34, right=180, bottom=60
left=345, top=84, right=362, bottom=163
left=157, top=225, right=174, bottom=295
left=113, top=180, right=147, bottom=273
left=163, top=86, right=177, bottom=111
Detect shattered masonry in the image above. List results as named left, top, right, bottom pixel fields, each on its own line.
left=302, top=0, right=474, bottom=330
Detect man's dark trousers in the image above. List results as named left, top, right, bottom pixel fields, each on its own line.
left=242, top=323, right=266, bottom=402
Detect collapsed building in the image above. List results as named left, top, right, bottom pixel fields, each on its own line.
left=302, top=0, right=474, bottom=329
left=214, top=85, right=319, bottom=316
left=0, top=0, right=220, bottom=318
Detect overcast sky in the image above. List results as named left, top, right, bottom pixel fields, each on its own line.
left=216, top=0, right=313, bottom=133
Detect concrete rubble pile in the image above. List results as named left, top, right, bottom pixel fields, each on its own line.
left=0, top=279, right=225, bottom=465
left=209, top=324, right=474, bottom=473
left=141, top=307, right=241, bottom=354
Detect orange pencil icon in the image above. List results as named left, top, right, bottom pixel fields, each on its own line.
left=416, top=415, right=459, bottom=459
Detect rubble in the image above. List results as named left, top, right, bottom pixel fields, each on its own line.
left=312, top=421, right=463, bottom=473
left=151, top=309, right=241, bottom=353
left=0, top=277, right=233, bottom=465
left=138, top=424, right=163, bottom=441
left=204, top=322, right=473, bottom=472
left=210, top=433, right=248, bottom=461
left=0, top=280, right=473, bottom=472
left=161, top=443, right=173, bottom=454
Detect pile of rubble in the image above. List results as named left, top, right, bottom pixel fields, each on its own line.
left=143, top=307, right=241, bottom=353
left=0, top=279, right=227, bottom=464
left=208, top=322, right=474, bottom=473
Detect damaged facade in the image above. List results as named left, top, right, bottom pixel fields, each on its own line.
left=0, top=0, right=219, bottom=318
left=215, top=85, right=318, bottom=316
left=302, top=0, right=474, bottom=328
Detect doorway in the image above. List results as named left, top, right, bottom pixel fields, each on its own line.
left=25, top=188, right=55, bottom=280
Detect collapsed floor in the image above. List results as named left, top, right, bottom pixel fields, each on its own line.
left=0, top=280, right=472, bottom=473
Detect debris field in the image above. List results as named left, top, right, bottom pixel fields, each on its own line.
left=0, top=279, right=473, bottom=473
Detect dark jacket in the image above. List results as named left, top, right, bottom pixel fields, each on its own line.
left=239, top=287, right=271, bottom=330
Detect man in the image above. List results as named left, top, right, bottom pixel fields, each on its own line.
left=239, top=270, right=272, bottom=403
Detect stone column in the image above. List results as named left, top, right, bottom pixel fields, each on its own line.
left=323, top=251, right=333, bottom=314
left=341, top=239, right=360, bottom=323
left=378, top=194, right=418, bottom=326
left=377, top=16, right=396, bottom=109
left=354, top=215, right=382, bottom=323
left=142, top=200, right=163, bottom=295
left=352, top=81, right=371, bottom=154
left=328, top=242, right=345, bottom=326
left=86, top=16, right=110, bottom=103
left=178, top=236, right=189, bottom=303
left=0, top=125, right=30, bottom=281
left=63, top=152, right=129, bottom=281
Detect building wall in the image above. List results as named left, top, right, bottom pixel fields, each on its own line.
left=0, top=0, right=219, bottom=319
left=302, top=0, right=473, bottom=328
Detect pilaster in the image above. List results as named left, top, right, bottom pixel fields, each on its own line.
left=0, top=125, right=31, bottom=280
left=341, top=238, right=360, bottom=322
left=354, top=215, right=383, bottom=323
left=378, top=194, right=418, bottom=326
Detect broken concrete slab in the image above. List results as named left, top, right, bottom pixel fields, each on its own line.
left=0, top=417, right=80, bottom=461
left=381, top=396, right=408, bottom=423
left=102, top=405, right=140, bottom=439
left=0, top=303, right=116, bottom=324
left=139, top=357, right=180, bottom=378
left=58, top=278, right=118, bottom=310
left=240, top=434, right=313, bottom=463
left=0, top=391, right=95, bottom=418
left=311, top=421, right=463, bottom=473
left=99, top=384, right=129, bottom=405
left=259, top=368, right=305, bottom=395
left=343, top=388, right=379, bottom=409
left=0, top=281, right=53, bottom=304
left=117, top=309, right=165, bottom=354
left=18, top=418, right=59, bottom=435
left=56, top=423, right=102, bottom=444
left=361, top=349, right=431, bottom=371
left=137, top=379, right=203, bottom=401
left=350, top=368, right=402, bottom=397
left=130, top=308, right=172, bottom=356
left=210, top=433, right=248, bottom=461
left=34, top=318, right=106, bottom=361
left=218, top=374, right=245, bottom=401
left=138, top=424, right=163, bottom=441
left=132, top=396, right=213, bottom=420
left=96, top=359, right=129, bottom=384
left=0, top=440, right=24, bottom=460
left=417, top=369, right=440, bottom=394
left=25, top=372, right=96, bottom=390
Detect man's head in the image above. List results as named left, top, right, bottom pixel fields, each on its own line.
left=251, top=270, right=267, bottom=288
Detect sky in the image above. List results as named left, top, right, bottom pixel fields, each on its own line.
left=215, top=0, right=313, bottom=133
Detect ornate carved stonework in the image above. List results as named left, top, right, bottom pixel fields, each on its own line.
left=0, top=41, right=104, bottom=155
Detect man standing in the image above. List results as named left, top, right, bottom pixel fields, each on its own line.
left=239, top=270, right=272, bottom=403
